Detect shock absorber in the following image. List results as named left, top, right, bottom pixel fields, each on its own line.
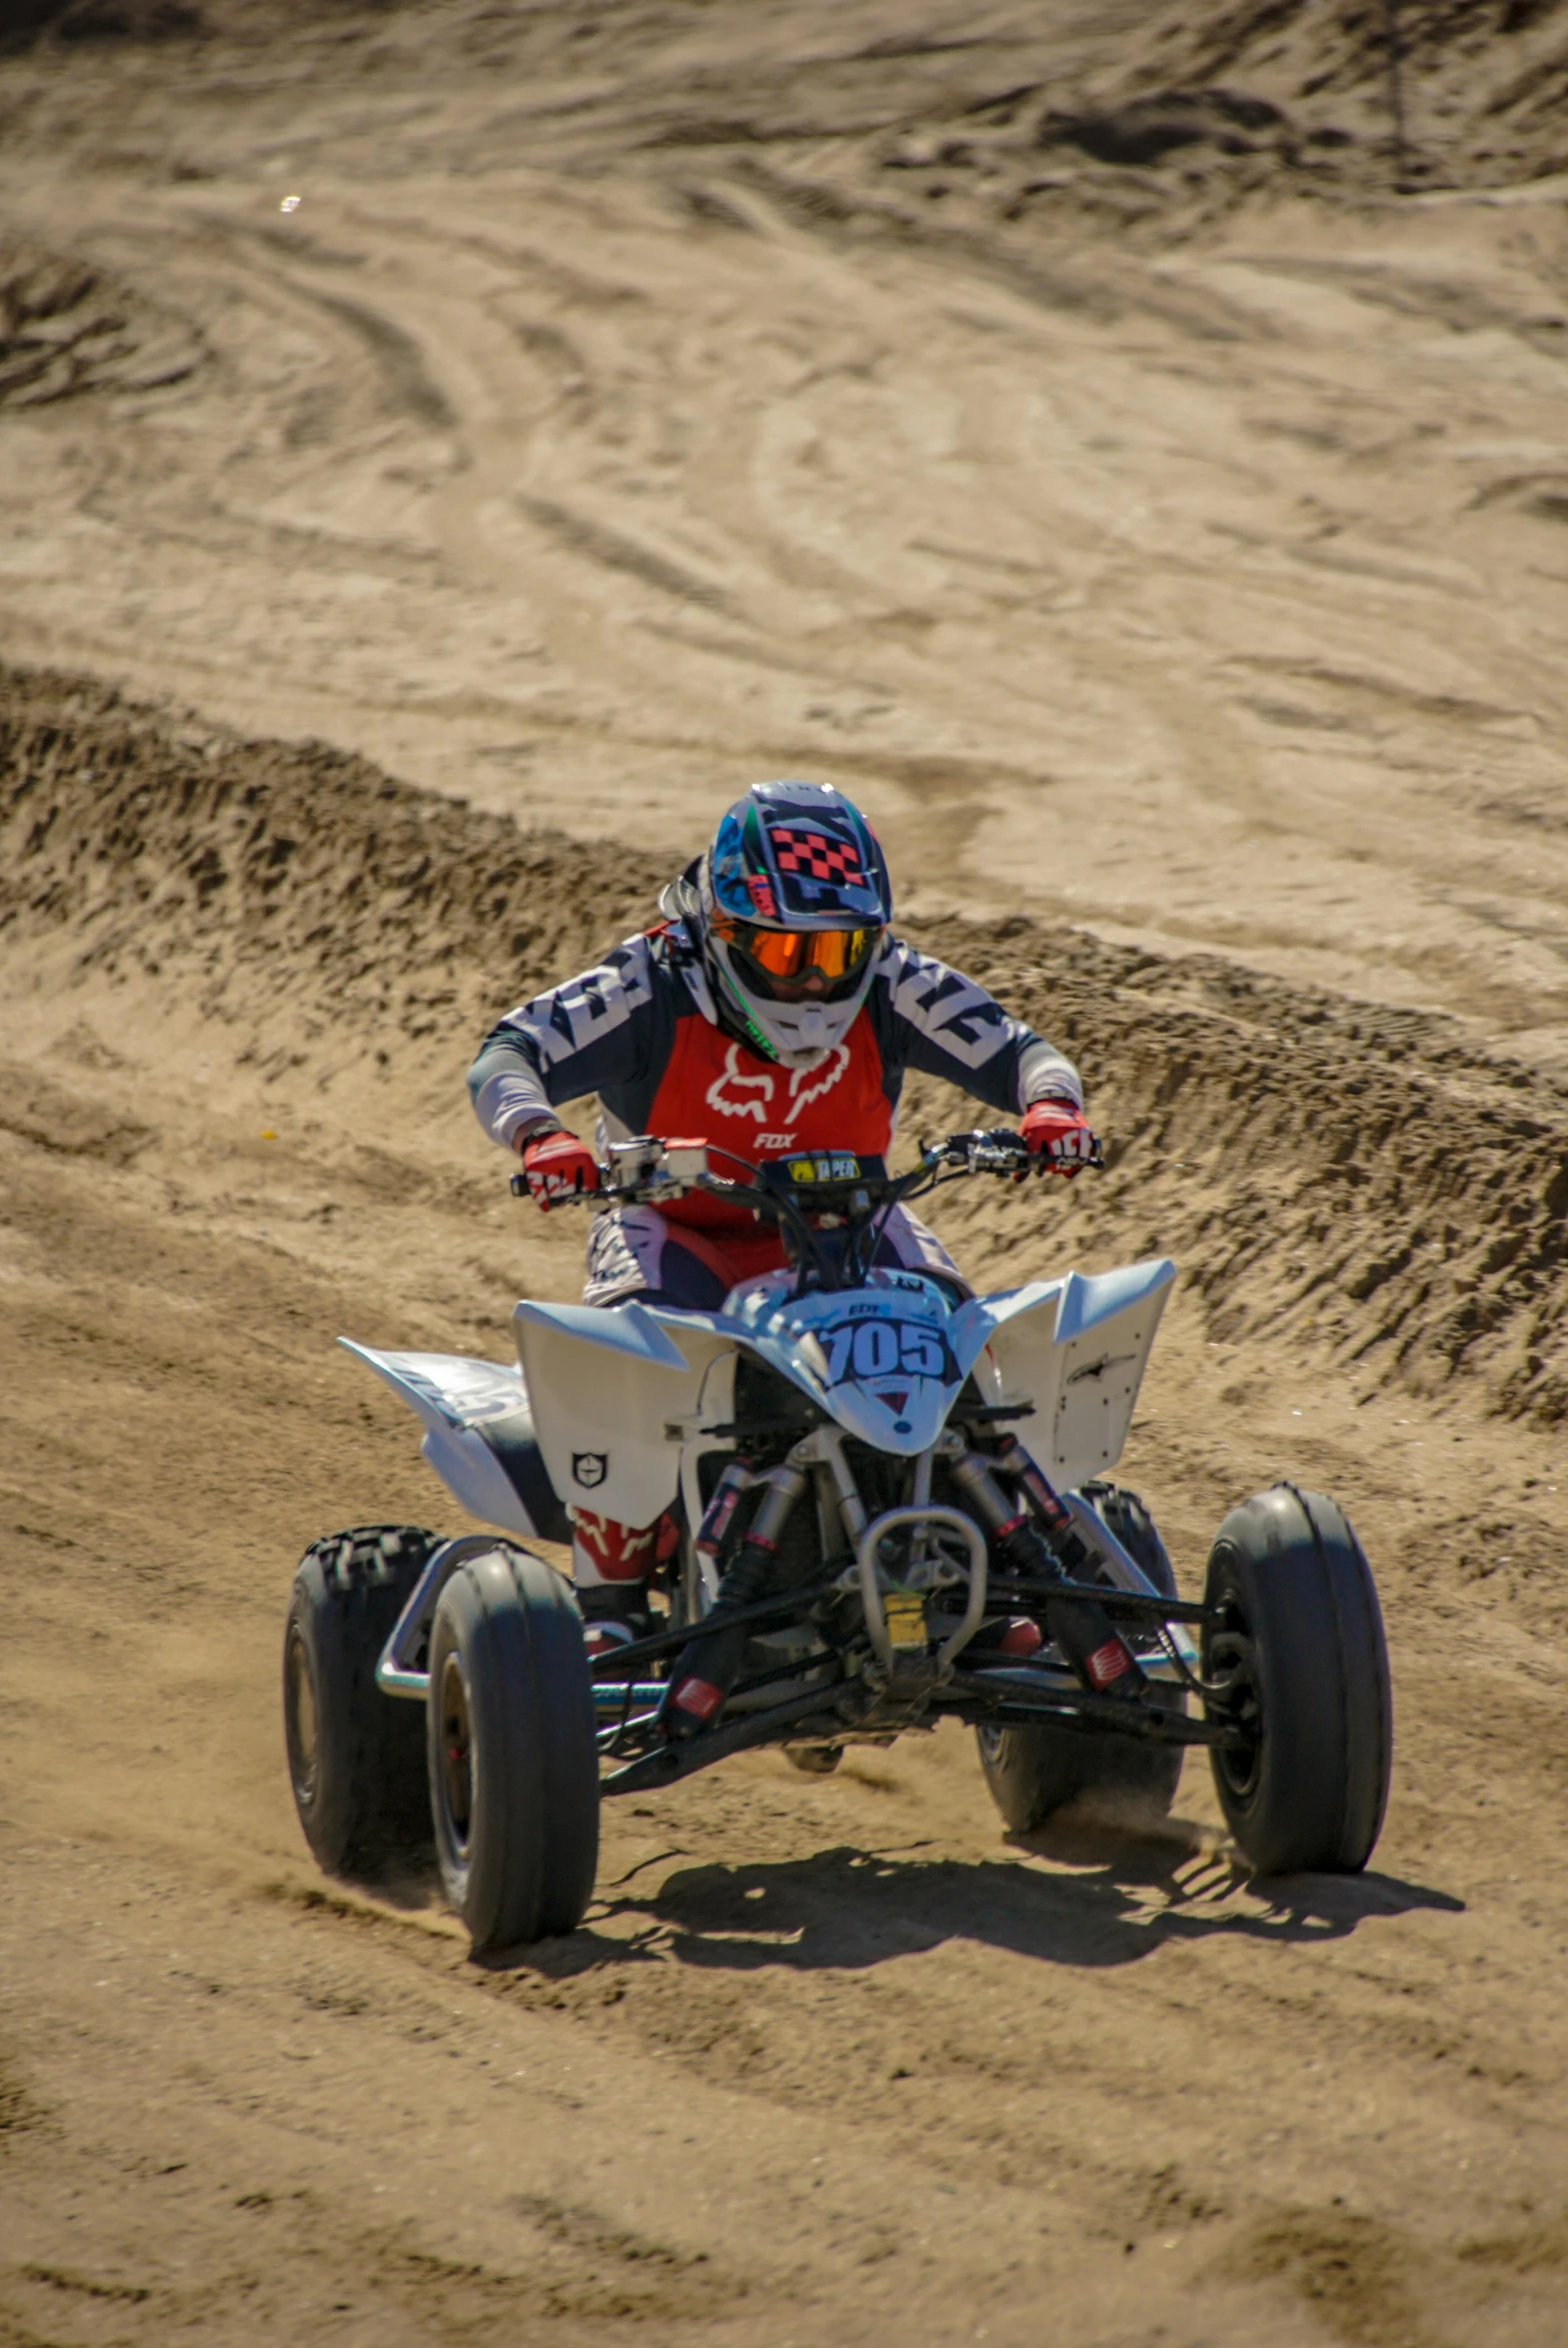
left=949, top=1447, right=1143, bottom=1697
left=694, top=1459, right=755, bottom=1567
left=664, top=1460, right=807, bottom=1737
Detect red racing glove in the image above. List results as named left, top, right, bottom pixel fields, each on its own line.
left=1019, top=1100, right=1099, bottom=1178
left=519, top=1130, right=601, bottom=1209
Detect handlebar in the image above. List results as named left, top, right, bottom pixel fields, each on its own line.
left=510, top=1127, right=1101, bottom=1214
left=511, top=1128, right=1100, bottom=1296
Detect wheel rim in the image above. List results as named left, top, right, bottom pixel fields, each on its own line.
left=284, top=1625, right=319, bottom=1811
left=438, top=1650, right=475, bottom=1858
left=1207, top=1599, right=1263, bottom=1804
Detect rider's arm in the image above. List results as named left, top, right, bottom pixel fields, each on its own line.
left=871, top=939, right=1082, bottom=1116
left=467, top=933, right=665, bottom=1152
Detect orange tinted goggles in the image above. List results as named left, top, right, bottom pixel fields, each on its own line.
left=722, top=920, right=878, bottom=982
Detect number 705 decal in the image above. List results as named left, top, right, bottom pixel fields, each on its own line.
left=821, top=1318, right=953, bottom=1384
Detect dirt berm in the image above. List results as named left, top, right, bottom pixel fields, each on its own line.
left=8, top=659, right=1568, bottom=1422
left=4, top=664, right=1568, bottom=2346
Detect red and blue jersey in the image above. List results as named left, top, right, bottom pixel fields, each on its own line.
left=468, top=914, right=1080, bottom=1231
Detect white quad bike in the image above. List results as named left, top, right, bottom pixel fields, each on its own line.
left=283, top=1130, right=1392, bottom=1952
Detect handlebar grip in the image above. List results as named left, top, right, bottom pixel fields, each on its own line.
left=509, top=1169, right=605, bottom=1204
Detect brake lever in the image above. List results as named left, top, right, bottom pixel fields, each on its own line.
left=921, top=1128, right=1103, bottom=1180
left=964, top=1129, right=1035, bottom=1176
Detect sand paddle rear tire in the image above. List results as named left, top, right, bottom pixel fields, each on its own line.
left=428, top=1544, right=600, bottom=1953
left=976, top=1481, right=1185, bottom=1832
left=1203, top=1484, right=1391, bottom=1874
left=283, top=1524, right=441, bottom=1879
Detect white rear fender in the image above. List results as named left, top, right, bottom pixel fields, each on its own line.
left=338, top=1341, right=570, bottom=1542
left=950, top=1257, right=1175, bottom=1486
left=513, top=1299, right=736, bottom=1526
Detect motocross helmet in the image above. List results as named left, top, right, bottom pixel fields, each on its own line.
left=693, top=783, right=891, bottom=1065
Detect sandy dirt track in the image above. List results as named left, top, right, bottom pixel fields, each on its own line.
left=4, top=0, right=1568, bottom=1053
left=4, top=7, right=1568, bottom=2345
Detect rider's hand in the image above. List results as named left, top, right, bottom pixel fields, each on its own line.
left=519, top=1130, right=601, bottom=1209
left=1020, top=1099, right=1098, bottom=1178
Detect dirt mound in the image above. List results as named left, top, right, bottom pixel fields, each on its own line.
left=923, top=914, right=1568, bottom=1430
left=0, top=0, right=202, bottom=55
left=1155, top=0, right=1567, bottom=102
left=851, top=0, right=1568, bottom=235
left=1144, top=0, right=1568, bottom=188
left=0, top=243, right=203, bottom=407
left=1035, top=87, right=1293, bottom=174
left=5, top=659, right=1567, bottom=1424
left=0, top=663, right=657, bottom=1002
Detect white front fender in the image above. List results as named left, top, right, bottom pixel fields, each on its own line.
left=951, top=1257, right=1175, bottom=1485
left=513, top=1299, right=736, bottom=1526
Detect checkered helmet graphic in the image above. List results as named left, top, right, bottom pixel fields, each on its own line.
left=696, top=783, right=892, bottom=1067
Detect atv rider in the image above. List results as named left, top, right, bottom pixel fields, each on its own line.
left=467, top=782, right=1097, bottom=1655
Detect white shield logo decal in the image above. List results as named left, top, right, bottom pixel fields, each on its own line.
left=572, top=1451, right=608, bottom=1489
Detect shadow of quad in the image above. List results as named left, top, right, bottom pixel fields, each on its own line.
left=481, top=1823, right=1463, bottom=1976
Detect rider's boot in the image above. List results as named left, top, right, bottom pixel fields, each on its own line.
left=578, top=1586, right=653, bottom=1664
left=572, top=1509, right=662, bottom=1663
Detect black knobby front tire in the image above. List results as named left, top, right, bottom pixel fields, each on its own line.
left=428, top=1545, right=600, bottom=1953
left=1202, top=1484, right=1391, bottom=1874
left=976, top=1480, right=1184, bottom=1833
left=283, top=1523, right=440, bottom=1878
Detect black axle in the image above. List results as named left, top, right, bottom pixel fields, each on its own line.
left=986, top=1575, right=1213, bottom=1627
left=591, top=1574, right=1208, bottom=1683
left=587, top=1565, right=848, bottom=1679
left=948, top=1673, right=1247, bottom=1749
left=602, top=1684, right=845, bottom=1794
left=601, top=1676, right=1245, bottom=1794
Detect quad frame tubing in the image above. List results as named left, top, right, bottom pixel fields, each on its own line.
left=375, top=1505, right=1210, bottom=1749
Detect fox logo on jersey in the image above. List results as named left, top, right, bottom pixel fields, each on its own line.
left=704, top=1045, right=773, bottom=1124
left=703, top=1042, right=851, bottom=1126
